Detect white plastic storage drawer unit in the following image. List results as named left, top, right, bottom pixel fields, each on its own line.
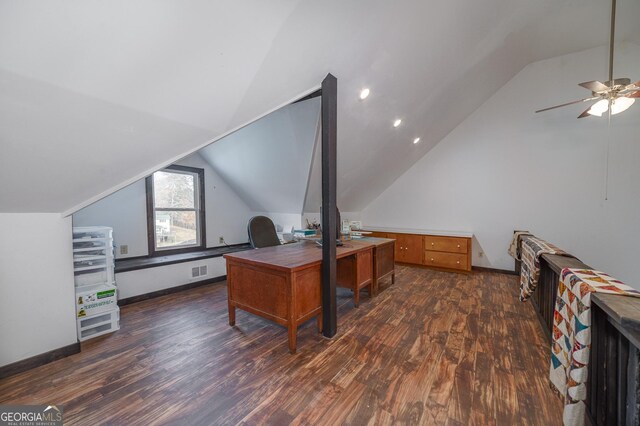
left=77, top=307, right=120, bottom=342
left=72, top=226, right=115, bottom=287
left=73, top=226, right=119, bottom=341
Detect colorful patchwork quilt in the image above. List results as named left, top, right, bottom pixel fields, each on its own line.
left=519, top=236, right=567, bottom=302
left=550, top=268, right=640, bottom=426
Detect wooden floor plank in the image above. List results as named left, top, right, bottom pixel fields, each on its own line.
left=0, top=266, right=563, bottom=425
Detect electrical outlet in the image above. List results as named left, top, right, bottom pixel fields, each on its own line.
left=219, top=236, right=224, bottom=244
left=120, top=245, right=128, bottom=255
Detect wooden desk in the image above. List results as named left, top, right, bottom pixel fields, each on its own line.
left=336, top=240, right=375, bottom=307
left=359, top=237, right=395, bottom=295
left=223, top=240, right=375, bottom=353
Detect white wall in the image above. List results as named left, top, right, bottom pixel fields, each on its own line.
left=0, top=214, right=77, bottom=367
left=362, top=44, right=640, bottom=287
left=117, top=257, right=226, bottom=300
left=302, top=212, right=362, bottom=229
left=72, top=180, right=148, bottom=259
left=199, top=98, right=320, bottom=214
left=73, top=152, right=253, bottom=258
left=251, top=212, right=303, bottom=234
left=176, top=153, right=254, bottom=247
left=247, top=212, right=362, bottom=235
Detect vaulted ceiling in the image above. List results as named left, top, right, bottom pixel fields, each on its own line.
left=1, top=0, right=638, bottom=214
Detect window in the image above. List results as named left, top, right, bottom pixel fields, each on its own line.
left=146, top=165, right=206, bottom=255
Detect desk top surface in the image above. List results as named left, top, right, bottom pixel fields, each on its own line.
left=363, top=226, right=473, bottom=238
left=357, top=237, right=396, bottom=246
left=223, top=239, right=377, bottom=272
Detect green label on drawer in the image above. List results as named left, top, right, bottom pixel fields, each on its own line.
left=97, top=289, right=116, bottom=299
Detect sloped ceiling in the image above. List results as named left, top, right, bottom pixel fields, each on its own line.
left=198, top=97, right=320, bottom=213
left=0, top=69, right=212, bottom=212
left=1, top=0, right=638, bottom=213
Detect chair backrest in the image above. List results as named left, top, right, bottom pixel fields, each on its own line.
left=247, top=216, right=281, bottom=249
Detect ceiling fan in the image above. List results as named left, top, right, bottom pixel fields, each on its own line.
left=535, top=0, right=639, bottom=118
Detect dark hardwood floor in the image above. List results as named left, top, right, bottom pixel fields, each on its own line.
left=0, top=266, right=562, bottom=425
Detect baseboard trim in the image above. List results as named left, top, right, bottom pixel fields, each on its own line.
left=118, top=275, right=227, bottom=306
left=0, top=342, right=81, bottom=380
left=472, top=266, right=518, bottom=275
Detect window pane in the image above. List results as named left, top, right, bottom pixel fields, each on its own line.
left=155, top=211, right=198, bottom=248
left=153, top=171, right=195, bottom=208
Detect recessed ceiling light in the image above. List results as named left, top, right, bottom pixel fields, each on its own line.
left=359, top=88, right=370, bottom=100
left=413, top=138, right=420, bottom=144
left=393, top=119, right=402, bottom=128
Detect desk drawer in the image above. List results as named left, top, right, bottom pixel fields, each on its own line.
left=424, top=250, right=467, bottom=271
left=424, top=236, right=468, bottom=254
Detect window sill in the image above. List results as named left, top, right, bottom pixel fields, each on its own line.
left=115, top=243, right=252, bottom=273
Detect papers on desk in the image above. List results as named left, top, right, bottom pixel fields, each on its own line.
left=293, top=229, right=317, bottom=237
left=350, top=230, right=372, bottom=238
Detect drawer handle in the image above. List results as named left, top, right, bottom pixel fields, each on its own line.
left=456, top=261, right=460, bottom=264
left=457, top=244, right=460, bottom=248
left=431, top=242, right=434, bottom=246
left=430, top=258, right=434, bottom=262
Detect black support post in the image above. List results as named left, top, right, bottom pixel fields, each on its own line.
left=321, top=73, right=337, bottom=338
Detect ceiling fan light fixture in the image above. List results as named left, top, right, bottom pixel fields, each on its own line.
left=611, top=97, right=635, bottom=115
left=359, top=88, right=370, bottom=100
left=587, top=99, right=609, bottom=117
left=535, top=0, right=637, bottom=118
left=393, top=119, right=402, bottom=128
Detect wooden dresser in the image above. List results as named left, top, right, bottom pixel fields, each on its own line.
left=364, top=227, right=472, bottom=273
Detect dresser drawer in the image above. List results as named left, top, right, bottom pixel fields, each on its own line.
left=424, top=236, right=468, bottom=253
left=424, top=250, right=468, bottom=271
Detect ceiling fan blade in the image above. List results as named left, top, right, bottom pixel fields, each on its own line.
left=577, top=107, right=593, bottom=119
left=627, top=80, right=640, bottom=90
left=579, top=81, right=610, bottom=92
left=626, top=91, right=640, bottom=98
left=611, top=78, right=631, bottom=87
left=535, top=97, right=599, bottom=113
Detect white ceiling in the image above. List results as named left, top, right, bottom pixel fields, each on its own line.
left=1, top=0, right=638, bottom=213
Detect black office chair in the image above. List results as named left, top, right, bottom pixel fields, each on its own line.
left=247, top=216, right=282, bottom=249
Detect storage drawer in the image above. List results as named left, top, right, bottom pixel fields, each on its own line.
left=424, top=236, right=468, bottom=254
left=77, top=307, right=120, bottom=342
left=424, top=250, right=468, bottom=271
